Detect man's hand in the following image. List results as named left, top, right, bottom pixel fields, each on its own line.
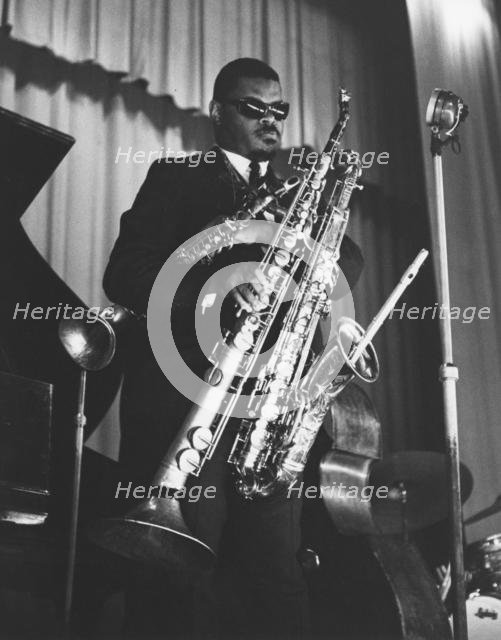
left=229, top=219, right=276, bottom=312
left=201, top=217, right=278, bottom=313
left=229, top=265, right=273, bottom=313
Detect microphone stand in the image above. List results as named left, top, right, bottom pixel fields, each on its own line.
left=63, top=369, right=87, bottom=636
left=58, top=305, right=122, bottom=637
left=427, top=89, right=469, bottom=640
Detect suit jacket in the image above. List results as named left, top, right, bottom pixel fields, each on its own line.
left=103, top=147, right=363, bottom=480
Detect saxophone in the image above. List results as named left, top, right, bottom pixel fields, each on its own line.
left=89, top=89, right=379, bottom=571
left=227, top=155, right=379, bottom=498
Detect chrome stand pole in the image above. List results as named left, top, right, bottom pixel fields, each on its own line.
left=63, top=369, right=87, bottom=637
left=430, top=133, right=467, bottom=640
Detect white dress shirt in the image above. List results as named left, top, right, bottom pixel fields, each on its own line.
left=219, top=147, right=268, bottom=184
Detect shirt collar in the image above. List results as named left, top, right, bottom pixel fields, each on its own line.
left=219, top=147, right=268, bottom=184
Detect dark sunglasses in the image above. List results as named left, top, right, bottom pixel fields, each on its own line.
left=226, top=97, right=290, bottom=121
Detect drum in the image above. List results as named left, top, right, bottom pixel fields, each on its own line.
left=464, top=594, right=501, bottom=639
left=467, top=534, right=501, bottom=595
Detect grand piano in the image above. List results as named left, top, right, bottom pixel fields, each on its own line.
left=0, top=106, right=123, bottom=633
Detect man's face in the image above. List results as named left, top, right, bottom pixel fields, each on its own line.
left=212, top=77, right=284, bottom=161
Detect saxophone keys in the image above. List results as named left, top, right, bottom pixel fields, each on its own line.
left=266, top=265, right=281, bottom=281
left=276, top=361, right=294, bottom=378
left=268, top=379, right=283, bottom=394
left=177, top=448, right=202, bottom=474
left=244, top=313, right=260, bottom=328
left=274, top=249, right=290, bottom=266
left=320, top=300, right=332, bottom=317
left=250, top=429, right=267, bottom=448
left=204, top=366, right=223, bottom=386
left=188, top=427, right=214, bottom=451
left=234, top=332, right=254, bottom=351
left=260, top=403, right=280, bottom=421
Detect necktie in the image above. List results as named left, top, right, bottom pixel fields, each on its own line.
left=248, top=160, right=262, bottom=190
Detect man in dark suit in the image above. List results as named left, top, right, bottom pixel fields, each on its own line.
left=103, top=58, right=362, bottom=639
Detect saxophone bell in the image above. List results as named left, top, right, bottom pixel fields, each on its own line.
left=89, top=492, right=216, bottom=581
left=337, top=318, right=380, bottom=386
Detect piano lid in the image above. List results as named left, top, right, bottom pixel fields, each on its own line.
left=0, top=108, right=122, bottom=444
left=0, top=106, right=75, bottom=220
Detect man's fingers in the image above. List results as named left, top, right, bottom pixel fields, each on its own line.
left=232, top=283, right=268, bottom=312
left=228, top=266, right=274, bottom=313
left=242, top=284, right=264, bottom=310
left=251, top=280, right=264, bottom=295
left=233, top=289, right=253, bottom=313
left=254, top=268, right=273, bottom=292
left=249, top=281, right=270, bottom=307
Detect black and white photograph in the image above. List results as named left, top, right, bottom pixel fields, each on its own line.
left=0, top=1, right=500, bottom=639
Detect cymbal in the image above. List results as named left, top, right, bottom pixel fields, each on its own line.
left=464, top=495, right=501, bottom=525
left=369, top=451, right=473, bottom=535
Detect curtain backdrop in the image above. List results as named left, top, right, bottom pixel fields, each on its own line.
left=6, top=0, right=403, bottom=178
left=2, top=0, right=453, bottom=524
left=406, top=0, right=501, bottom=542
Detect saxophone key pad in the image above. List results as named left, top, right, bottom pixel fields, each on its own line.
left=260, top=403, right=280, bottom=421
left=250, top=429, right=268, bottom=448
left=177, top=448, right=202, bottom=473
left=188, top=427, right=213, bottom=451
left=274, top=250, right=290, bottom=266
left=268, top=379, right=283, bottom=393
left=266, top=265, right=281, bottom=279
left=244, top=314, right=259, bottom=327
left=276, top=361, right=294, bottom=379
left=204, top=366, right=223, bottom=386
left=234, top=333, right=254, bottom=351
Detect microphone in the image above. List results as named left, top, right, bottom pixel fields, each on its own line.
left=426, top=88, right=468, bottom=138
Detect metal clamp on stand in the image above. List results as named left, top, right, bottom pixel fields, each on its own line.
left=439, top=364, right=459, bottom=383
